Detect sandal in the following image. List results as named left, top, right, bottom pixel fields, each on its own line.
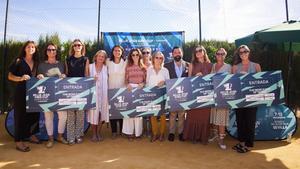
left=29, top=135, right=42, bottom=144
left=16, top=145, right=31, bottom=152
left=236, top=145, right=250, bottom=153
left=232, top=143, right=243, bottom=151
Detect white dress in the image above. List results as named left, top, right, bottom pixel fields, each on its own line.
left=122, top=83, right=143, bottom=137
left=87, top=63, right=109, bottom=124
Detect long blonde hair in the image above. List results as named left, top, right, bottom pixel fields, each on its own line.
left=68, top=39, right=86, bottom=56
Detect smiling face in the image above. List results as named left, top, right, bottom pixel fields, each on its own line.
left=25, top=43, right=36, bottom=56
left=153, top=52, right=164, bottom=67
left=95, top=52, right=106, bottom=64
left=239, top=47, right=250, bottom=61
left=113, top=46, right=123, bottom=60
left=195, top=47, right=204, bottom=61
left=215, top=48, right=226, bottom=63
left=131, top=51, right=140, bottom=65
left=73, top=41, right=83, bottom=53
left=46, top=45, right=57, bottom=61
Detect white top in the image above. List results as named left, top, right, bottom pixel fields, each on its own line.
left=89, top=63, right=109, bottom=123
left=107, top=59, right=127, bottom=89
left=146, top=66, right=170, bottom=87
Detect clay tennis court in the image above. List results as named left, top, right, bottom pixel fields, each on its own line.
left=0, top=114, right=299, bottom=169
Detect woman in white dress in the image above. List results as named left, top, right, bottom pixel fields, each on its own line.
left=209, top=48, right=231, bottom=149
left=88, top=50, right=109, bottom=142
left=106, top=45, right=127, bottom=139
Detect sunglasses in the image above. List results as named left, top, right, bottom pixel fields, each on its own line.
left=131, top=54, right=140, bottom=57
left=155, top=57, right=163, bottom=60
left=216, top=52, right=225, bottom=56
left=47, top=49, right=56, bottom=52
left=239, top=50, right=249, bottom=55
left=142, top=51, right=150, bottom=55
left=73, top=44, right=82, bottom=47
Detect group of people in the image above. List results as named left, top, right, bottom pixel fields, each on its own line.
left=8, top=39, right=261, bottom=154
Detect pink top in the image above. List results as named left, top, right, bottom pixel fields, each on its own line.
left=125, top=65, right=146, bottom=84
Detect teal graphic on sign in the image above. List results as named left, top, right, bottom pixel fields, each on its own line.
left=26, top=77, right=96, bottom=112
left=227, top=105, right=297, bottom=140
left=108, top=86, right=166, bottom=119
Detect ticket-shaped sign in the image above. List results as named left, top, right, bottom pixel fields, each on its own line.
left=108, top=86, right=166, bottom=119
left=166, top=71, right=285, bottom=112
left=213, top=71, right=285, bottom=108
left=166, top=74, right=216, bottom=112
left=26, top=77, right=96, bottom=112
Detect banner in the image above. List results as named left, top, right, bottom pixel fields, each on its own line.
left=213, top=71, right=285, bottom=108
left=166, top=71, right=285, bottom=112
left=165, top=74, right=215, bottom=112
left=26, top=77, right=96, bottom=112
left=227, top=105, right=297, bottom=140
left=102, top=31, right=184, bottom=62
left=108, top=86, right=166, bottom=119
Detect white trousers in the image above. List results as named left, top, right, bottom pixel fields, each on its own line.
left=122, top=117, right=143, bottom=137
left=44, top=111, right=67, bottom=136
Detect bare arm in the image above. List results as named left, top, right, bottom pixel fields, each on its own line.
left=188, top=64, right=193, bottom=77
left=255, top=63, right=262, bottom=72
left=85, top=59, right=90, bottom=77
left=8, top=72, right=29, bottom=82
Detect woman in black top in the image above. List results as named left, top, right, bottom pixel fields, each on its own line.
left=65, top=39, right=89, bottom=145
left=8, top=40, right=40, bottom=152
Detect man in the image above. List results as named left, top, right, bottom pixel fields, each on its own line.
left=164, top=46, right=189, bottom=141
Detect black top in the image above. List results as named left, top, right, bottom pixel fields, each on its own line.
left=9, top=58, right=37, bottom=111
left=66, top=55, right=87, bottom=77
left=9, top=58, right=36, bottom=86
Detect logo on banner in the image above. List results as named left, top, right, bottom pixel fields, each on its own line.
left=117, top=96, right=125, bottom=103
left=114, top=96, right=129, bottom=110
left=224, top=83, right=232, bottom=91
left=173, top=86, right=188, bottom=101
left=33, top=85, right=50, bottom=102
left=37, top=86, right=46, bottom=94
left=220, top=83, right=237, bottom=99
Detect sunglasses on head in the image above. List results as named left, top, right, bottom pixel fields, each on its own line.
left=142, top=51, right=150, bottom=55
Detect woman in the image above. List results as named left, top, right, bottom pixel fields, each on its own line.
left=87, top=50, right=109, bottom=142
left=141, top=47, right=152, bottom=69
left=65, top=39, right=89, bottom=145
left=107, top=45, right=127, bottom=139
left=209, top=48, right=231, bottom=150
left=232, top=45, right=261, bottom=153
left=141, top=47, right=153, bottom=138
left=146, top=51, right=170, bottom=142
left=8, top=40, right=40, bottom=152
left=36, top=43, right=68, bottom=148
left=183, top=45, right=212, bottom=144
left=122, top=48, right=146, bottom=141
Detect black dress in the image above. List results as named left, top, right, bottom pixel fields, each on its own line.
left=9, top=58, right=40, bottom=142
